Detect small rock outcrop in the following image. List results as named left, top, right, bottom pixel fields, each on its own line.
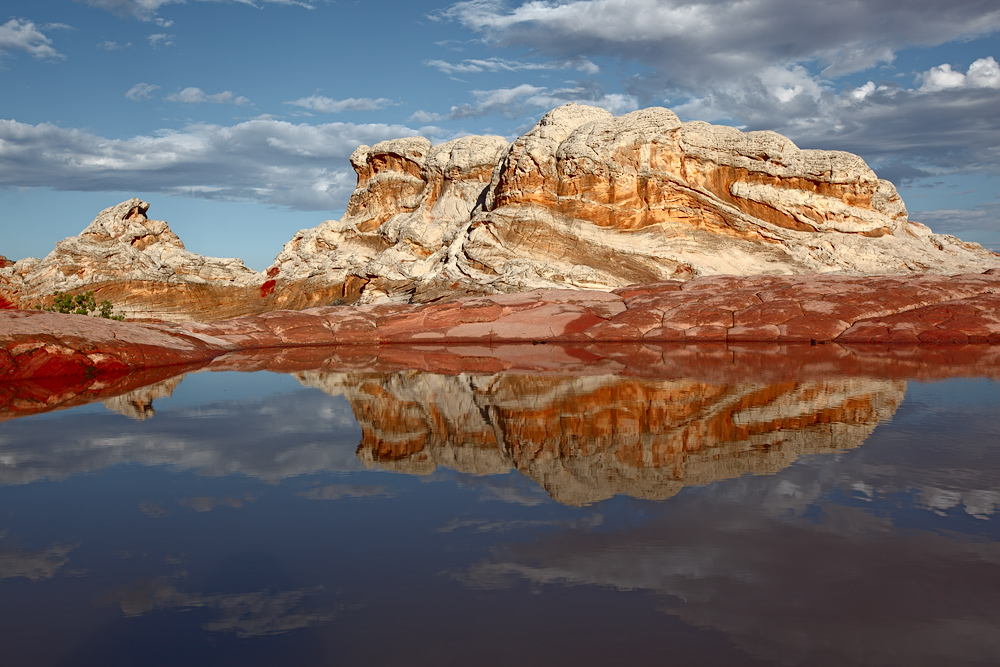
left=0, top=199, right=262, bottom=321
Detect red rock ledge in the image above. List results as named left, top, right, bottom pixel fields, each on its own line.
left=3, top=273, right=1000, bottom=380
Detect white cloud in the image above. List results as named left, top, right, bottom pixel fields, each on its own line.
left=848, top=81, right=877, bottom=102
left=427, top=57, right=555, bottom=76
left=165, top=87, right=250, bottom=105
left=85, top=0, right=314, bottom=21
left=0, top=18, right=63, bottom=63
left=409, top=110, right=445, bottom=124
left=125, top=82, right=160, bottom=101
left=285, top=96, right=393, bottom=113
left=98, top=40, right=132, bottom=50
left=449, top=82, right=638, bottom=119
left=0, top=118, right=419, bottom=210
left=758, top=64, right=825, bottom=104
left=427, top=56, right=601, bottom=77
left=967, top=56, right=1000, bottom=88
left=920, top=57, right=1000, bottom=92
left=450, top=84, right=546, bottom=118
left=147, top=32, right=174, bottom=48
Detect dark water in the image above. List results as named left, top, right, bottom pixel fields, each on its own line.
left=1, top=355, right=999, bottom=666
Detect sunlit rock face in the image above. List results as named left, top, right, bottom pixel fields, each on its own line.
left=268, top=104, right=998, bottom=304
left=298, top=370, right=905, bottom=506
left=0, top=199, right=263, bottom=321
left=267, top=135, right=511, bottom=306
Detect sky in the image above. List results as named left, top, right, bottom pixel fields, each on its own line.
left=1, top=0, right=998, bottom=271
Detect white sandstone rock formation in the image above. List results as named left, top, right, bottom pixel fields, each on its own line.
left=0, top=199, right=261, bottom=320
left=268, top=104, right=999, bottom=304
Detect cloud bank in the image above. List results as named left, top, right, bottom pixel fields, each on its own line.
left=0, top=118, right=419, bottom=210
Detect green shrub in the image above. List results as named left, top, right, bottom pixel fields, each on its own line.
left=35, top=291, right=125, bottom=320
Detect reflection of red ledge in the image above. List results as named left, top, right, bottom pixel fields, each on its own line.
left=0, top=362, right=210, bottom=422
left=3, top=273, right=1000, bottom=383
left=2, top=341, right=999, bottom=422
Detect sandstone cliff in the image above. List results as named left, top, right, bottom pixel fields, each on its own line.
left=2, top=105, right=998, bottom=320
left=268, top=104, right=998, bottom=306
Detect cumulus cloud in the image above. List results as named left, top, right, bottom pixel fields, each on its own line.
left=165, top=87, right=250, bottom=105
left=449, top=82, right=638, bottom=119
left=920, top=57, right=1000, bottom=92
left=0, top=18, right=63, bottom=63
left=84, top=0, right=314, bottom=21
left=125, top=82, right=159, bottom=101
left=285, top=95, right=393, bottom=113
left=0, top=118, right=419, bottom=211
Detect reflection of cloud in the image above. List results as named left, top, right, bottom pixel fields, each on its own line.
left=138, top=500, right=169, bottom=518
left=104, top=577, right=338, bottom=638
left=0, top=534, right=75, bottom=581
left=463, top=503, right=1000, bottom=665
left=438, top=515, right=602, bottom=534
left=298, top=484, right=392, bottom=501
left=455, top=411, right=1000, bottom=666
left=178, top=493, right=256, bottom=512
left=0, top=385, right=362, bottom=486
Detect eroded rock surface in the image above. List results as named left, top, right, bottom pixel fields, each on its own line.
left=3, top=273, right=1000, bottom=383
left=268, top=104, right=998, bottom=305
left=0, top=199, right=262, bottom=321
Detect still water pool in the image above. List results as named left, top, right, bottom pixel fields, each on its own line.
left=1, top=345, right=999, bottom=666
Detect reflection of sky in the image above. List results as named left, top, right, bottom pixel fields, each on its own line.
left=0, top=371, right=998, bottom=665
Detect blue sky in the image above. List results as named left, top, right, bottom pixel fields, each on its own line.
left=2, top=0, right=999, bottom=270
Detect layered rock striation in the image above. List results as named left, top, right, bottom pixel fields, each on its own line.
left=3, top=105, right=997, bottom=320
left=300, top=369, right=903, bottom=505
left=4, top=273, right=1000, bottom=386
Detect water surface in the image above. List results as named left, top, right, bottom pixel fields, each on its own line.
left=1, top=344, right=998, bottom=666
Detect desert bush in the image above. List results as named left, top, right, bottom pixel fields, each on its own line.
left=35, top=291, right=125, bottom=320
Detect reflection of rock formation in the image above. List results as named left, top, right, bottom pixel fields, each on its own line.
left=268, top=105, right=999, bottom=306
left=298, top=370, right=905, bottom=506
left=455, top=414, right=1000, bottom=667
left=102, top=375, right=184, bottom=420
